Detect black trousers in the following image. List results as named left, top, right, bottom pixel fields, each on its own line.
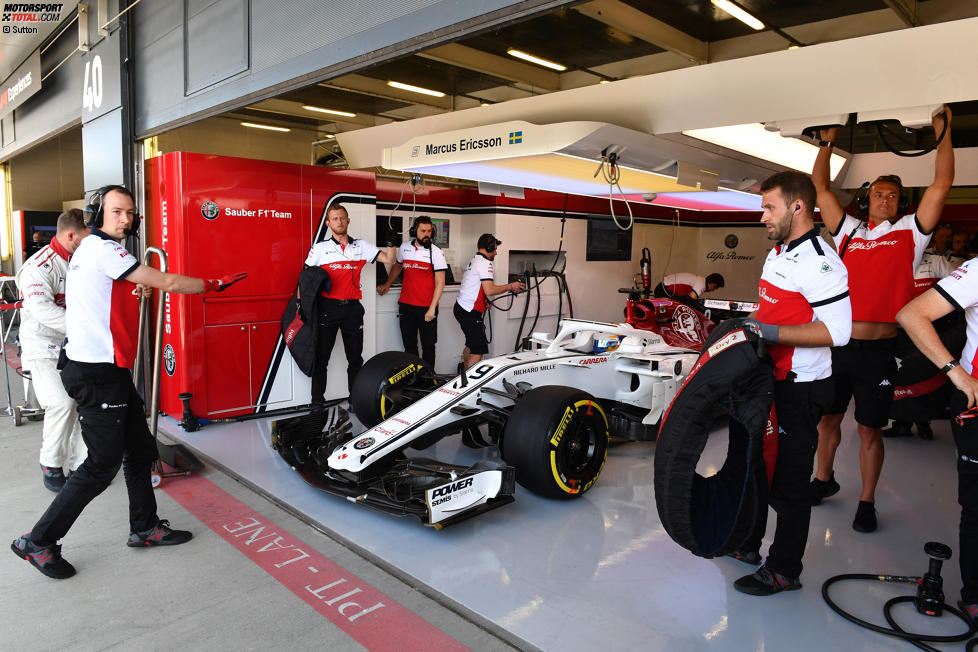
left=31, top=361, right=159, bottom=546
left=744, top=378, right=832, bottom=578
left=311, top=299, right=364, bottom=403
left=398, top=303, right=438, bottom=367
left=949, top=389, right=978, bottom=605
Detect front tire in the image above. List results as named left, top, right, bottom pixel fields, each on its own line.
left=350, top=351, right=436, bottom=428
left=502, top=386, right=609, bottom=499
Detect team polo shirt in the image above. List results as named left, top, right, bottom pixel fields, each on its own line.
left=64, top=230, right=141, bottom=368
left=935, top=258, right=978, bottom=377
left=758, top=230, right=851, bottom=382
left=913, top=251, right=955, bottom=298
left=397, top=241, right=447, bottom=307
left=457, top=253, right=494, bottom=313
left=831, top=214, right=931, bottom=322
left=304, top=236, right=380, bottom=301
left=662, top=273, right=705, bottom=297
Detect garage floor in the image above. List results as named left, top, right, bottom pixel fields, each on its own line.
left=158, top=406, right=975, bottom=651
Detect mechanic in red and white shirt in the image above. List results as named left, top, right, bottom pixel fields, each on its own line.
left=16, top=209, right=89, bottom=492
left=730, top=171, right=851, bottom=597
left=377, top=215, right=447, bottom=367
left=304, top=203, right=395, bottom=405
left=810, top=107, right=955, bottom=533
left=11, top=185, right=247, bottom=580
left=897, top=259, right=978, bottom=623
left=453, top=234, right=524, bottom=369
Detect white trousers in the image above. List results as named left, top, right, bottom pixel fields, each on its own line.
left=24, top=357, right=86, bottom=471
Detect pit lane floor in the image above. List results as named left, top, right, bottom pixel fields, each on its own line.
left=153, top=406, right=972, bottom=651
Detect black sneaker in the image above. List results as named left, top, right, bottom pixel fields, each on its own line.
left=882, top=421, right=911, bottom=438
left=810, top=474, right=840, bottom=506
left=733, top=564, right=801, bottom=596
left=725, top=549, right=762, bottom=565
left=10, top=534, right=76, bottom=579
left=41, top=465, right=67, bottom=492
left=852, top=501, right=877, bottom=532
left=915, top=421, right=934, bottom=441
left=958, top=600, right=977, bottom=627
left=127, top=519, right=192, bottom=547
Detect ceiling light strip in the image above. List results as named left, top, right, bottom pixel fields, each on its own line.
left=387, top=80, right=445, bottom=97
left=506, top=48, right=567, bottom=71
left=711, top=0, right=765, bottom=30
left=241, top=122, right=290, bottom=132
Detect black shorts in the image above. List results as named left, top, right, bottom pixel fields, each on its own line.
left=453, top=303, right=488, bottom=355
left=827, top=338, right=897, bottom=427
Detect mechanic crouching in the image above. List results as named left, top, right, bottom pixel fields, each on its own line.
left=10, top=185, right=247, bottom=580
left=16, top=209, right=89, bottom=492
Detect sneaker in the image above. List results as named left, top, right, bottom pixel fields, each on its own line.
left=725, top=549, right=762, bottom=565
left=733, top=564, right=802, bottom=596
left=882, top=421, right=911, bottom=438
left=810, top=474, right=840, bottom=506
left=127, top=519, right=192, bottom=547
left=41, top=465, right=66, bottom=492
left=10, top=534, right=76, bottom=579
left=852, top=501, right=877, bottom=532
left=958, top=600, right=977, bottom=626
left=915, top=421, right=934, bottom=441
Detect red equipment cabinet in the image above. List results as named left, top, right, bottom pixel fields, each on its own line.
left=144, top=152, right=375, bottom=420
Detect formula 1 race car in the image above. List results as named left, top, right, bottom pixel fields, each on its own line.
left=271, top=315, right=700, bottom=528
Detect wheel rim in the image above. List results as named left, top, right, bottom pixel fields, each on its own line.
left=563, top=412, right=601, bottom=475
left=550, top=399, right=608, bottom=494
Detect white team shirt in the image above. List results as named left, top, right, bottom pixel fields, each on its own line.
left=16, top=238, right=72, bottom=361
left=457, top=253, right=493, bottom=313
left=913, top=251, right=955, bottom=298
left=757, top=230, right=851, bottom=381
left=64, top=230, right=141, bottom=367
left=304, top=236, right=380, bottom=301
left=935, top=258, right=978, bottom=376
left=396, top=241, right=447, bottom=307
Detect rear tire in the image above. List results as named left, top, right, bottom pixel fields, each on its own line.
left=351, top=351, right=436, bottom=428
left=502, top=386, right=609, bottom=499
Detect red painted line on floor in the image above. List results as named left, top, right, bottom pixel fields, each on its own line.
left=162, top=473, right=470, bottom=652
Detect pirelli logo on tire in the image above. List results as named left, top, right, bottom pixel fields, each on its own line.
left=550, top=406, right=575, bottom=447
left=387, top=364, right=418, bottom=385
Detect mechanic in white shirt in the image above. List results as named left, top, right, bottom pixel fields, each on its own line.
left=16, top=209, right=89, bottom=492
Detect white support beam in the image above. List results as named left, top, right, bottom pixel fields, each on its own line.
left=885, top=0, right=920, bottom=27
left=417, top=43, right=560, bottom=92
left=319, top=75, right=454, bottom=111
left=574, top=0, right=708, bottom=64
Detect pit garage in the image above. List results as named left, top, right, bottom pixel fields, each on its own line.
left=3, top=2, right=978, bottom=650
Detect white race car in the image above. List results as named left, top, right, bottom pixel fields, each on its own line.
left=272, top=317, right=699, bottom=527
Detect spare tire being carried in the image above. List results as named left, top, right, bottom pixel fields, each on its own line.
left=653, top=318, right=775, bottom=558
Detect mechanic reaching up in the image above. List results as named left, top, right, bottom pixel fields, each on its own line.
left=10, top=185, right=247, bottom=580
left=306, top=203, right=396, bottom=407
left=810, top=106, right=954, bottom=533
left=730, top=171, right=851, bottom=596
left=454, top=234, right=525, bottom=369
left=377, top=215, right=447, bottom=368
left=652, top=272, right=724, bottom=300
left=16, top=209, right=89, bottom=492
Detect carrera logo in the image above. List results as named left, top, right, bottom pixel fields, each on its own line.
left=438, top=387, right=461, bottom=396
left=353, top=437, right=375, bottom=450
left=392, top=417, right=411, bottom=425
left=707, top=330, right=747, bottom=357
left=576, top=357, right=608, bottom=366
left=387, top=364, right=418, bottom=385
left=430, top=477, right=473, bottom=499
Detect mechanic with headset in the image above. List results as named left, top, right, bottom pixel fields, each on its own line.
left=10, top=185, right=247, bottom=580
left=652, top=272, right=725, bottom=300
left=810, top=106, right=955, bottom=533
left=454, top=234, right=525, bottom=369
left=305, top=203, right=396, bottom=407
left=730, top=171, right=851, bottom=596
left=16, top=208, right=89, bottom=492
left=896, top=261, right=978, bottom=626
left=377, top=215, right=447, bottom=367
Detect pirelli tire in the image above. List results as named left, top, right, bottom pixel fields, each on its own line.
left=502, top=386, right=609, bottom=500
left=351, top=351, right=435, bottom=428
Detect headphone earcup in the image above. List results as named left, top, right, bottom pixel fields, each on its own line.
left=898, top=194, right=909, bottom=214
left=84, top=203, right=103, bottom=228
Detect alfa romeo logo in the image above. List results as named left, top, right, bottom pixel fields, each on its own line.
left=163, top=344, right=175, bottom=376
left=201, top=201, right=220, bottom=220
left=353, top=437, right=375, bottom=450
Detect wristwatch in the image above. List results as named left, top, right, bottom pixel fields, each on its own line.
left=818, top=140, right=834, bottom=148
left=941, top=360, right=960, bottom=373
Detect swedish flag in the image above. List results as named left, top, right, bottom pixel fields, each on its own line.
left=509, top=131, right=523, bottom=144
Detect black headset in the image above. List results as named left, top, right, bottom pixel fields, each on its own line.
left=408, top=215, right=431, bottom=240
left=854, top=176, right=909, bottom=217
left=85, top=185, right=140, bottom=233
